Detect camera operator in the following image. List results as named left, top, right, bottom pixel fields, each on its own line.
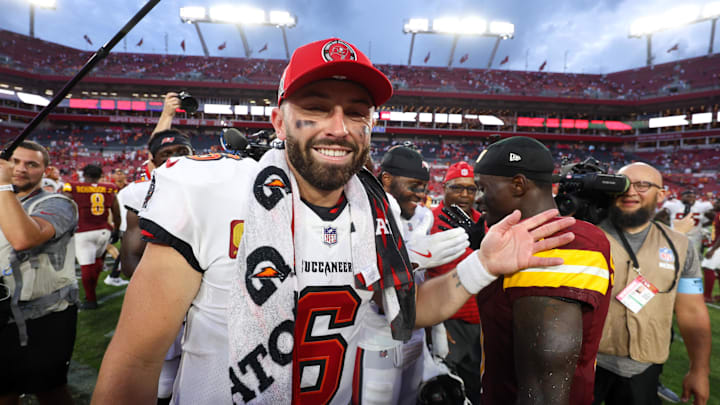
left=0, top=141, right=79, bottom=405
left=593, top=163, right=711, bottom=405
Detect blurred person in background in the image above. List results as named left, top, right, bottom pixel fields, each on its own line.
left=357, top=146, right=470, bottom=404
left=63, top=164, right=119, bottom=309
left=427, top=161, right=484, bottom=404
left=701, top=198, right=720, bottom=303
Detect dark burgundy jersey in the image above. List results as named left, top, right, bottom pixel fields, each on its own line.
left=476, top=219, right=614, bottom=405
left=64, top=181, right=117, bottom=232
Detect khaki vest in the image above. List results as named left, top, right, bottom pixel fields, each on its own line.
left=0, top=192, right=79, bottom=341
left=599, top=221, right=688, bottom=364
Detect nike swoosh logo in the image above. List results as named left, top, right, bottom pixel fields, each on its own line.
left=410, top=249, right=432, bottom=258
left=165, top=159, right=179, bottom=168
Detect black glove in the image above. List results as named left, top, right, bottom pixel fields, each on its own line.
left=109, top=229, right=120, bottom=244
left=438, top=204, right=485, bottom=250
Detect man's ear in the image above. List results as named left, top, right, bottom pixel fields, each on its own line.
left=511, top=175, right=529, bottom=196
left=271, top=107, right=285, bottom=140
left=380, top=172, right=392, bottom=188
left=657, top=186, right=668, bottom=203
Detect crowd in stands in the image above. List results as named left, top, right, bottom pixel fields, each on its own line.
left=2, top=29, right=719, bottom=99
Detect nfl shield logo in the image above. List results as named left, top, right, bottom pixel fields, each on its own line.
left=323, top=226, right=338, bottom=246
left=659, top=247, right=674, bottom=262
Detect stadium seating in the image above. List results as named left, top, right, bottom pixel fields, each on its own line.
left=3, top=29, right=720, bottom=98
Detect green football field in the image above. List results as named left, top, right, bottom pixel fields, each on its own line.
left=19, top=268, right=720, bottom=404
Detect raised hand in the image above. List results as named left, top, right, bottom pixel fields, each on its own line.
left=478, top=209, right=575, bottom=276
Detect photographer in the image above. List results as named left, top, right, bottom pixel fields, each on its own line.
left=593, top=163, right=711, bottom=405
left=117, top=93, right=194, bottom=278
left=0, top=141, right=79, bottom=405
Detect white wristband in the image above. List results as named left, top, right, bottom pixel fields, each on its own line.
left=456, top=251, right=497, bottom=294
left=0, top=184, right=14, bottom=193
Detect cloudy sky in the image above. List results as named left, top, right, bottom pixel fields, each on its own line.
left=0, top=0, right=716, bottom=74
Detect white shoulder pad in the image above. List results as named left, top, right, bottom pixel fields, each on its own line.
left=139, top=155, right=258, bottom=269
left=118, top=180, right=151, bottom=213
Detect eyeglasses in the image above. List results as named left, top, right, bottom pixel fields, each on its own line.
left=630, top=181, right=661, bottom=192
left=446, top=184, right=479, bottom=194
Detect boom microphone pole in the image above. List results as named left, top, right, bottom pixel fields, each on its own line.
left=0, top=0, right=161, bottom=160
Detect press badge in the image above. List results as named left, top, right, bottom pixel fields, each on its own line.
left=616, top=274, right=658, bottom=313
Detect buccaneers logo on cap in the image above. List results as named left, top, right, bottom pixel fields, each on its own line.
left=322, top=39, right=357, bottom=62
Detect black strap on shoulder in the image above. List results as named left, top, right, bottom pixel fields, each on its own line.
left=612, top=221, right=640, bottom=269
left=612, top=221, right=680, bottom=294
left=651, top=221, right=681, bottom=294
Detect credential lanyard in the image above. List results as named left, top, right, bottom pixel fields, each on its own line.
left=612, top=221, right=680, bottom=294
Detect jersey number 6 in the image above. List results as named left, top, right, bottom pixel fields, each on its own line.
left=294, top=286, right=361, bottom=404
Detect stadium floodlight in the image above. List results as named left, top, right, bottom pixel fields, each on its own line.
left=489, top=21, right=515, bottom=38
left=208, top=5, right=265, bottom=24
left=29, top=0, right=55, bottom=8
left=458, top=17, right=487, bottom=35
left=432, top=17, right=460, bottom=33
left=660, top=6, right=701, bottom=30
left=403, top=18, right=429, bottom=33
left=180, top=6, right=206, bottom=22
left=629, top=17, right=662, bottom=37
left=403, top=15, right=515, bottom=67
left=631, top=4, right=720, bottom=65
left=27, top=0, right=56, bottom=38
left=702, top=2, right=720, bottom=18
left=269, top=11, right=296, bottom=27
left=180, top=5, right=296, bottom=59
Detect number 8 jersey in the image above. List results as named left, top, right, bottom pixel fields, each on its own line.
left=63, top=181, right=118, bottom=232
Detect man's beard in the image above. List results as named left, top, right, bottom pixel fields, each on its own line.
left=609, top=204, right=653, bottom=229
left=13, top=177, right=38, bottom=193
left=285, top=131, right=368, bottom=191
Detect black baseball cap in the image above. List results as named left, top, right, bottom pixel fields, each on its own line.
left=380, top=146, right=429, bottom=181
left=474, top=136, right=554, bottom=183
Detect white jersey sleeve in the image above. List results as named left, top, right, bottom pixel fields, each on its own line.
left=661, top=199, right=684, bottom=219
left=139, top=154, right=258, bottom=272
left=119, top=179, right=152, bottom=214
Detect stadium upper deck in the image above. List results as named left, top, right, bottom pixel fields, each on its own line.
left=1, top=29, right=719, bottom=104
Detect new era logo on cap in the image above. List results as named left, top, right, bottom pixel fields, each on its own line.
left=509, top=152, right=522, bottom=162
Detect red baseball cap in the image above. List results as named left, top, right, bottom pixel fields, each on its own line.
left=277, top=38, right=393, bottom=107
left=444, top=161, right=474, bottom=183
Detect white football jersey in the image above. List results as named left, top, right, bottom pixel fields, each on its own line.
left=139, top=154, right=257, bottom=404
left=359, top=199, right=427, bottom=351
left=117, top=179, right=151, bottom=232
left=292, top=199, right=374, bottom=404
left=662, top=199, right=713, bottom=248
left=403, top=205, right=433, bottom=238
left=118, top=179, right=151, bottom=214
